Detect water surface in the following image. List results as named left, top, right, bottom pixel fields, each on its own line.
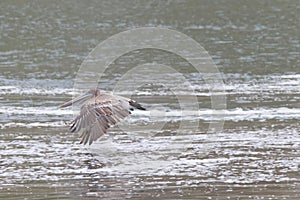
left=0, top=0, right=299, bottom=199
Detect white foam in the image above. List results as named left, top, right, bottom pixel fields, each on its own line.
left=0, top=121, right=66, bottom=128
left=0, top=106, right=73, bottom=115
left=1, top=106, right=300, bottom=129
left=132, top=107, right=300, bottom=121
left=0, top=86, right=75, bottom=96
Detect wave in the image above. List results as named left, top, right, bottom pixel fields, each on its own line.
left=1, top=107, right=300, bottom=129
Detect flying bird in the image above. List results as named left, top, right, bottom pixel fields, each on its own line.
left=59, top=88, right=146, bottom=145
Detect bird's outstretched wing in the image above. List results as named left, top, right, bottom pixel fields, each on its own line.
left=70, top=95, right=132, bottom=145
left=59, top=89, right=146, bottom=145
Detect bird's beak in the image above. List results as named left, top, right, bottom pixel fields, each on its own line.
left=59, top=93, right=92, bottom=108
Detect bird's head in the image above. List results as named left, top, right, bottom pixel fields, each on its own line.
left=87, top=88, right=100, bottom=96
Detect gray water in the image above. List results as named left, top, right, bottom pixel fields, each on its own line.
left=1, top=0, right=299, bottom=199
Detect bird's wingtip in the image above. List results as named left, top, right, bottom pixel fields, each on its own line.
left=129, top=100, right=146, bottom=111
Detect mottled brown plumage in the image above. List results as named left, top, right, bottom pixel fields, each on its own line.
left=59, top=89, right=145, bottom=145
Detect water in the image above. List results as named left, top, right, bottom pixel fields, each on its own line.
left=1, top=0, right=299, bottom=199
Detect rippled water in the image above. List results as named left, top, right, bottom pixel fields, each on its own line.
left=1, top=0, right=299, bottom=199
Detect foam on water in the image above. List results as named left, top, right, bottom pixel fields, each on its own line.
left=0, top=121, right=66, bottom=129
left=0, top=106, right=72, bottom=116
left=1, top=73, right=299, bottom=97
left=1, top=106, right=300, bottom=129
left=0, top=86, right=75, bottom=96
left=1, top=73, right=299, bottom=198
left=1, top=127, right=298, bottom=184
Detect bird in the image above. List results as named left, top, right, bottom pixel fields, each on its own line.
left=59, top=88, right=146, bottom=145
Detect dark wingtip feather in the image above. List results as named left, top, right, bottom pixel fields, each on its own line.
left=129, top=100, right=146, bottom=110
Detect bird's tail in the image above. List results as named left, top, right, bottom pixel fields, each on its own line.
left=129, top=100, right=146, bottom=110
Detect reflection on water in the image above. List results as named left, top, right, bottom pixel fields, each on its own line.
left=1, top=0, right=299, bottom=199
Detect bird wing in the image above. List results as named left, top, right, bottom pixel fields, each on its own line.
left=69, top=94, right=131, bottom=145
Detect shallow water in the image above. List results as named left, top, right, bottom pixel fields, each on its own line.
left=1, top=0, right=299, bottom=199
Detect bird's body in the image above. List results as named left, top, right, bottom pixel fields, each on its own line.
left=59, top=89, right=145, bottom=145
